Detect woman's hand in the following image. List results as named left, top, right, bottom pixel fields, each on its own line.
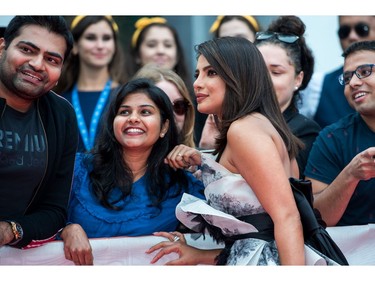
left=164, top=145, right=202, bottom=170
left=147, top=231, right=221, bottom=265
left=60, top=223, right=93, bottom=265
left=146, top=231, right=204, bottom=265
left=199, top=114, right=219, bottom=149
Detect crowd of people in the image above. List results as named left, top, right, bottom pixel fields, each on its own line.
left=1, top=15, right=375, bottom=266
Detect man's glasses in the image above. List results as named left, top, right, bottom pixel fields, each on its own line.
left=338, top=64, right=375, bottom=85
left=338, top=23, right=370, bottom=40
left=173, top=99, right=190, bottom=115
left=255, top=31, right=299, bottom=44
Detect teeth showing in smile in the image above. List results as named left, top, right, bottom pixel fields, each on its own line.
left=354, top=92, right=366, bottom=99
left=126, top=128, right=143, bottom=133
left=23, top=72, right=42, bottom=81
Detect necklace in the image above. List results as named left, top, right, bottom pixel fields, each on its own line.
left=72, top=79, right=112, bottom=151
left=131, top=164, right=148, bottom=174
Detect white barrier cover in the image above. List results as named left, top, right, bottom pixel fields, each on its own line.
left=0, top=225, right=374, bottom=265
left=0, top=233, right=222, bottom=265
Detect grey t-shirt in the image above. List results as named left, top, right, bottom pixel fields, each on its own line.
left=0, top=102, right=47, bottom=217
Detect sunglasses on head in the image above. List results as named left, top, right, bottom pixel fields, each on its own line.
left=255, top=31, right=299, bottom=44
left=338, top=64, right=375, bottom=85
left=173, top=99, right=189, bottom=115
left=338, top=23, right=370, bottom=39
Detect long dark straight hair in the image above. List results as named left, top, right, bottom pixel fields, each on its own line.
left=195, top=37, right=302, bottom=160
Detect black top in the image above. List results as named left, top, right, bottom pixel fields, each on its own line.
left=283, top=104, right=321, bottom=179
left=0, top=102, right=47, bottom=216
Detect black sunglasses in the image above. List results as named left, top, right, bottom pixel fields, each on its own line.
left=173, top=99, right=189, bottom=115
left=338, top=64, right=375, bottom=85
left=255, top=31, right=299, bottom=44
left=338, top=23, right=370, bottom=39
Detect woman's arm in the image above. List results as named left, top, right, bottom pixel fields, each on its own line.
left=227, top=116, right=305, bottom=265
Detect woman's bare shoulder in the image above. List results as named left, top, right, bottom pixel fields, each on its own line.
left=229, top=113, right=272, bottom=134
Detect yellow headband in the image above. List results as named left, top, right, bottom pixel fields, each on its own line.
left=70, top=15, right=119, bottom=33
left=209, top=15, right=259, bottom=33
left=131, top=17, right=167, bottom=48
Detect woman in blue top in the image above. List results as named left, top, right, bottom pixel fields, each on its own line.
left=60, top=78, right=205, bottom=265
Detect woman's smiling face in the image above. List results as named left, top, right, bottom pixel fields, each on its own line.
left=114, top=92, right=168, bottom=150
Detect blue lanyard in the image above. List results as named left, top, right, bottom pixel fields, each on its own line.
left=72, top=79, right=112, bottom=151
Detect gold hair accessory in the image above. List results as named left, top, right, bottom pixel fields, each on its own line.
left=131, top=17, right=167, bottom=48
left=209, top=15, right=259, bottom=33
left=70, top=15, right=119, bottom=33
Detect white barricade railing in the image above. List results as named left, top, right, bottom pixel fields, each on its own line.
left=0, top=224, right=374, bottom=265
left=0, top=233, right=222, bottom=265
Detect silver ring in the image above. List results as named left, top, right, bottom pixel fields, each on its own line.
left=177, top=153, right=183, bottom=157
left=173, top=235, right=180, bottom=242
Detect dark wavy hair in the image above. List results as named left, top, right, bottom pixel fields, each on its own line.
left=255, top=16, right=314, bottom=113
left=87, top=78, right=188, bottom=210
left=195, top=37, right=302, bottom=160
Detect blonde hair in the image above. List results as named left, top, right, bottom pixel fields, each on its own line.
left=134, top=64, right=196, bottom=148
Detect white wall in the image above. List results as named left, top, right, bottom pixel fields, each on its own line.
left=299, top=16, right=343, bottom=74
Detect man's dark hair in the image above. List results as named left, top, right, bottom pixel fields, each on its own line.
left=3, top=16, right=73, bottom=60
left=342, top=40, right=375, bottom=58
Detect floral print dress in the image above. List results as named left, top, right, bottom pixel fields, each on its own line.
left=176, top=154, right=339, bottom=265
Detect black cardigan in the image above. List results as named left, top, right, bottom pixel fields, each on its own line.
left=0, top=91, right=78, bottom=248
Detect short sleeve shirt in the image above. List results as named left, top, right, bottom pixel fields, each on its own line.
left=305, top=112, right=375, bottom=225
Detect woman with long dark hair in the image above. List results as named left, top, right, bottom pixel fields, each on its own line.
left=60, top=79, right=204, bottom=265
left=147, top=37, right=347, bottom=266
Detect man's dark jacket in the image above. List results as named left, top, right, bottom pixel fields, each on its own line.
left=0, top=91, right=78, bottom=248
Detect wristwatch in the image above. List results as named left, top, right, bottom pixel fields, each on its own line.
left=6, top=221, right=23, bottom=244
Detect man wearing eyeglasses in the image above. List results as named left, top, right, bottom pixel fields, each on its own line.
left=304, top=40, right=375, bottom=227
left=300, top=16, right=375, bottom=129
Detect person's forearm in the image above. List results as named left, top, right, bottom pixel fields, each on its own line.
left=314, top=167, right=359, bottom=226
left=274, top=220, right=305, bottom=265
left=59, top=223, right=82, bottom=240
